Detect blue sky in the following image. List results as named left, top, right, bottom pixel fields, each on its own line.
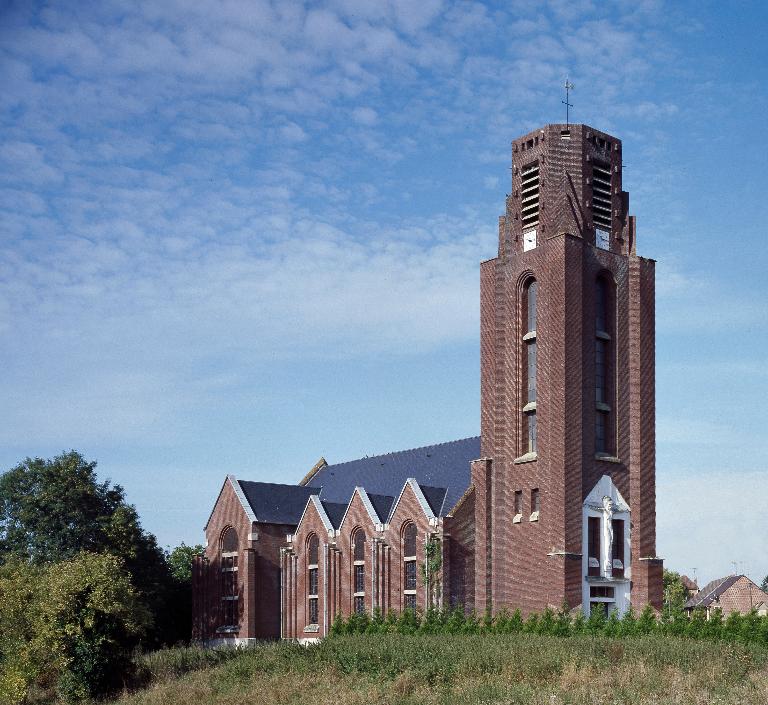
left=1, top=0, right=766, bottom=587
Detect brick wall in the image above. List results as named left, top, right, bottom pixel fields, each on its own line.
left=479, top=124, right=663, bottom=615
left=192, top=478, right=293, bottom=641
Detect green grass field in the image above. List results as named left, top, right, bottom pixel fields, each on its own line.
left=113, top=634, right=768, bottom=705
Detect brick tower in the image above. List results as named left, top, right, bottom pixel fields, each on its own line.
left=473, top=123, right=663, bottom=616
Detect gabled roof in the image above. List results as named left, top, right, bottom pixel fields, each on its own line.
left=321, top=500, right=348, bottom=529
left=680, top=575, right=699, bottom=592
left=237, top=480, right=320, bottom=525
left=368, top=493, right=395, bottom=523
left=305, top=436, right=479, bottom=517
left=685, top=575, right=741, bottom=609
left=420, top=485, right=448, bottom=517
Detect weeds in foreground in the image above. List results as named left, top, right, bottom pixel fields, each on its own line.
left=111, top=633, right=768, bottom=705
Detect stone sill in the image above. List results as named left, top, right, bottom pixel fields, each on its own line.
left=216, top=626, right=240, bottom=634
left=523, top=401, right=537, bottom=412
left=596, top=330, right=611, bottom=341
left=595, top=454, right=621, bottom=463
left=513, top=452, right=538, bottom=465
left=523, top=330, right=537, bottom=342
left=512, top=513, right=522, bottom=524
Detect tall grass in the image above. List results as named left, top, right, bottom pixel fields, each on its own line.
left=113, top=632, right=768, bottom=705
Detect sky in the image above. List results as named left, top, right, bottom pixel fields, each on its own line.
left=1, top=0, right=766, bottom=587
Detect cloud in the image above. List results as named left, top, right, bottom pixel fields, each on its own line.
left=352, top=106, right=378, bottom=125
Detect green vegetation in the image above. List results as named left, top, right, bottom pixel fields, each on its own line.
left=0, top=553, right=150, bottom=704
left=329, top=604, right=768, bottom=646
left=112, top=633, right=768, bottom=705
left=0, top=452, right=203, bottom=703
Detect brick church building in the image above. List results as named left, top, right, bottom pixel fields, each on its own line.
left=192, top=123, right=664, bottom=644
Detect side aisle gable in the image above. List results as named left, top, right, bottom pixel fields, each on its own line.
left=387, top=478, right=440, bottom=525
left=294, top=494, right=336, bottom=538
left=338, top=487, right=386, bottom=532
left=203, top=475, right=255, bottom=531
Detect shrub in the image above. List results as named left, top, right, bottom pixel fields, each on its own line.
left=0, top=552, right=150, bottom=704
left=444, top=606, right=467, bottom=634
left=636, top=604, right=657, bottom=635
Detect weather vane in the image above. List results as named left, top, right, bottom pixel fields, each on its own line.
left=562, top=78, right=574, bottom=127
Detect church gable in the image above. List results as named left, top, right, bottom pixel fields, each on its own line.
left=338, top=488, right=384, bottom=536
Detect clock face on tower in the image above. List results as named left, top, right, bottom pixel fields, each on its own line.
left=523, top=228, right=537, bottom=252
left=596, top=229, right=610, bottom=250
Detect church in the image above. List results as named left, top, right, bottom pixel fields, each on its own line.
left=192, top=123, right=664, bottom=645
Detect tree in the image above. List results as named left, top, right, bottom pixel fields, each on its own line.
left=0, top=553, right=150, bottom=704
left=0, top=451, right=181, bottom=644
left=761, top=575, right=768, bottom=593
left=165, top=542, right=205, bottom=584
left=663, top=569, right=690, bottom=619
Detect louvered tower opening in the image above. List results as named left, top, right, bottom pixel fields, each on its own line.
left=521, top=161, right=540, bottom=231
left=592, top=163, right=612, bottom=230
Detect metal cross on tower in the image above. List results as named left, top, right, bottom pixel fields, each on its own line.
left=562, top=79, right=574, bottom=127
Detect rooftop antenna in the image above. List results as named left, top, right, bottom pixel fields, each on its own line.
left=562, top=78, right=574, bottom=128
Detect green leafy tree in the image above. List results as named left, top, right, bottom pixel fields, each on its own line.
left=165, top=542, right=204, bottom=584
left=0, top=553, right=150, bottom=704
left=0, top=452, right=182, bottom=644
left=164, top=542, right=205, bottom=643
left=662, top=570, right=690, bottom=619
left=761, top=575, right=768, bottom=593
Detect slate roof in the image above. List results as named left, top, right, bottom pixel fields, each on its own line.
left=420, top=485, right=448, bottom=517
left=305, top=436, right=480, bottom=517
left=367, top=493, right=395, bottom=523
left=321, top=501, right=348, bottom=529
left=685, top=575, right=741, bottom=609
left=237, top=481, right=320, bottom=525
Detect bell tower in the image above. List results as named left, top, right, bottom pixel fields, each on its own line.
left=473, top=124, right=663, bottom=615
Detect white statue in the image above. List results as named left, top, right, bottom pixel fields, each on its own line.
left=602, top=496, right=614, bottom=577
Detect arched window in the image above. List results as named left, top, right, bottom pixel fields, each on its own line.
left=307, top=533, right=319, bottom=625
left=595, top=276, right=614, bottom=456
left=220, top=527, right=239, bottom=627
left=402, top=522, right=417, bottom=611
left=522, top=278, right=538, bottom=455
left=352, top=528, right=366, bottom=614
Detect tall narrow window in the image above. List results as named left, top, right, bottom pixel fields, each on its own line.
left=612, top=519, right=625, bottom=578
left=403, top=522, right=417, bottom=610
left=522, top=279, right=538, bottom=455
left=352, top=529, right=366, bottom=614
left=530, top=488, right=541, bottom=520
left=220, top=527, right=239, bottom=627
left=595, top=277, right=613, bottom=456
left=514, top=490, right=523, bottom=521
left=307, top=533, right=319, bottom=625
left=587, top=517, right=601, bottom=576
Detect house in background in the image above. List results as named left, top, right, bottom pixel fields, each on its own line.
left=680, top=574, right=699, bottom=597
left=685, top=575, right=768, bottom=618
